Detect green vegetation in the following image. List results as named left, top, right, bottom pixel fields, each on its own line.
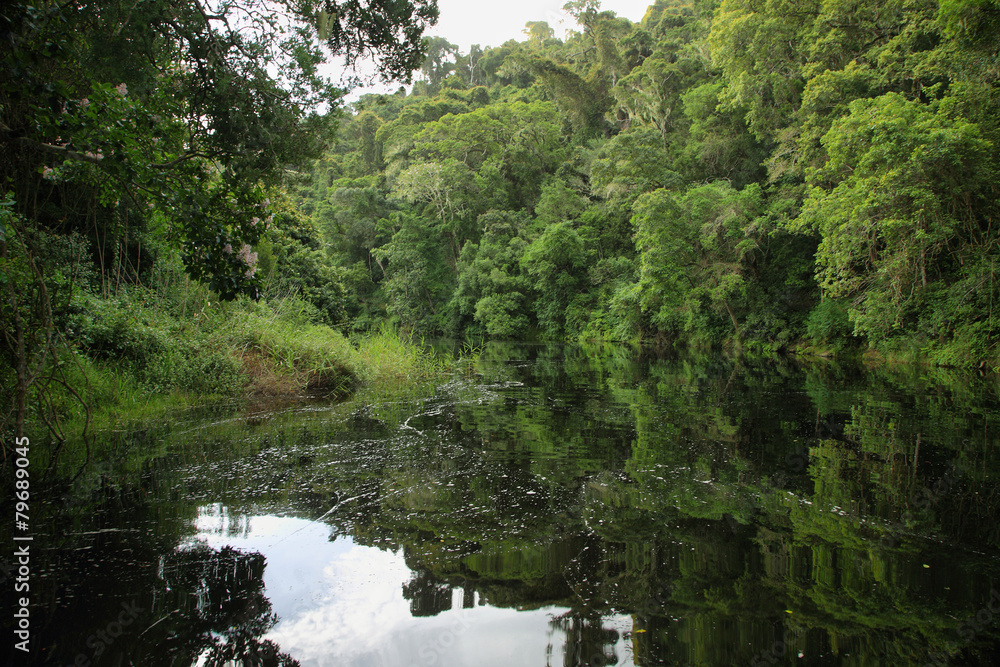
left=1, top=218, right=444, bottom=471
left=293, top=0, right=999, bottom=367
left=4, top=0, right=1000, bottom=464
left=9, top=4, right=999, bottom=662
left=0, top=0, right=442, bottom=459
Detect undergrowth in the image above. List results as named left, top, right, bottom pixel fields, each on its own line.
left=4, top=280, right=451, bottom=466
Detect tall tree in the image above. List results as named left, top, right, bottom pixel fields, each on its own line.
left=1, top=0, right=439, bottom=296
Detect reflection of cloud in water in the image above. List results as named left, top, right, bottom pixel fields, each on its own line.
left=189, top=508, right=604, bottom=667
left=268, top=543, right=413, bottom=664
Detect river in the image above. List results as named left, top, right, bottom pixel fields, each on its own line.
left=5, top=342, right=1000, bottom=666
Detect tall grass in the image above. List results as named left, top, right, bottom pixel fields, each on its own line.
left=352, top=323, right=448, bottom=388
left=15, top=286, right=452, bottom=470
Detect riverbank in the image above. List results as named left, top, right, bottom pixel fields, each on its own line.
left=2, top=287, right=448, bottom=472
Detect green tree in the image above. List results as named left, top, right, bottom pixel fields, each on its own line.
left=411, top=100, right=564, bottom=210
left=795, top=93, right=998, bottom=340
left=676, top=82, right=767, bottom=188
left=418, top=37, right=460, bottom=95
left=523, top=21, right=556, bottom=47
left=373, top=212, right=454, bottom=333
left=454, top=211, right=532, bottom=338
left=1, top=0, right=439, bottom=298
left=376, top=97, right=471, bottom=179
left=392, top=159, right=478, bottom=267
left=510, top=55, right=611, bottom=138
left=521, top=221, right=588, bottom=338
left=590, top=128, right=682, bottom=202
left=709, top=0, right=819, bottom=143
left=614, top=54, right=704, bottom=142
left=633, top=182, right=764, bottom=341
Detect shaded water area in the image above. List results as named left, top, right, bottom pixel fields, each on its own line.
left=5, top=342, right=1000, bottom=666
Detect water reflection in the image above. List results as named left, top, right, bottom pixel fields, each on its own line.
left=7, top=343, right=1000, bottom=666
left=189, top=510, right=588, bottom=666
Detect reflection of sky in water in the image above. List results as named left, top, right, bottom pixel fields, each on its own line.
left=189, top=504, right=634, bottom=667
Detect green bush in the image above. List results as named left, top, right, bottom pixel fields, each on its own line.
left=805, top=299, right=854, bottom=349
left=74, top=294, right=247, bottom=396
left=80, top=298, right=169, bottom=364
left=180, top=348, right=245, bottom=394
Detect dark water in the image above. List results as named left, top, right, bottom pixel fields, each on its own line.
left=5, top=343, right=1000, bottom=666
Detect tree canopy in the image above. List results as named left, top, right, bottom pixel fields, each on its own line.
left=6, top=0, right=1000, bottom=449
left=290, top=0, right=999, bottom=364
left=0, top=0, right=438, bottom=296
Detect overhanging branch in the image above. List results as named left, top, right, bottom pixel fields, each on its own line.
left=0, top=122, right=105, bottom=164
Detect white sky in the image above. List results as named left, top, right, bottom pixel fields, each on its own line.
left=343, top=0, right=656, bottom=100
left=425, top=0, right=656, bottom=51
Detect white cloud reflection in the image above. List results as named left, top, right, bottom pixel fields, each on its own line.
left=188, top=507, right=630, bottom=667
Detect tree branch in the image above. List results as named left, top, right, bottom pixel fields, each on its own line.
left=151, top=152, right=215, bottom=169
left=0, top=122, right=105, bottom=164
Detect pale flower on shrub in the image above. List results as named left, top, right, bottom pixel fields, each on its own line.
left=237, top=243, right=258, bottom=278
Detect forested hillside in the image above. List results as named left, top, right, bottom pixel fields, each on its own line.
left=297, top=0, right=1000, bottom=364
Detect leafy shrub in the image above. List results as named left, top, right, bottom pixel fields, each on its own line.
left=75, top=295, right=246, bottom=395
left=805, top=299, right=854, bottom=348
left=180, top=349, right=245, bottom=394
left=80, top=298, right=170, bottom=365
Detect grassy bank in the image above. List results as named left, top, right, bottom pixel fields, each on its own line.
left=3, top=284, right=448, bottom=472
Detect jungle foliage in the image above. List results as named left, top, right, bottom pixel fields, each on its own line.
left=298, top=0, right=1000, bottom=366
left=4, top=0, right=1000, bottom=453
left=0, top=0, right=439, bottom=447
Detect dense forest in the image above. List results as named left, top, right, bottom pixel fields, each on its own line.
left=2, top=0, right=1000, bottom=449
left=299, top=0, right=1000, bottom=364
left=0, top=0, right=443, bottom=451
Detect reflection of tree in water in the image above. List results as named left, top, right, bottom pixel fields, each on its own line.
left=548, top=611, right=620, bottom=667
left=150, top=543, right=300, bottom=667
left=403, top=568, right=455, bottom=617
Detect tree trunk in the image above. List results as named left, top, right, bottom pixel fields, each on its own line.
left=2, top=238, right=28, bottom=439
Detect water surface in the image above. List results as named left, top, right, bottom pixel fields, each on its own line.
left=5, top=343, right=1000, bottom=666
